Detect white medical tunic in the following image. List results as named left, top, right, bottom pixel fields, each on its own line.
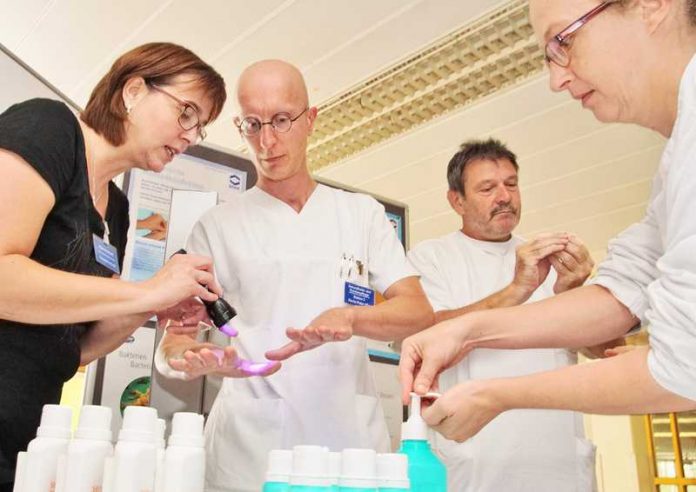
left=593, top=54, right=696, bottom=403
left=408, top=232, right=596, bottom=492
left=187, top=184, right=413, bottom=492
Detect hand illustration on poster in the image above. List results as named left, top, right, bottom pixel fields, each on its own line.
left=136, top=209, right=168, bottom=241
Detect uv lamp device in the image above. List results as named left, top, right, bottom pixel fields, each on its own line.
left=174, top=249, right=238, bottom=337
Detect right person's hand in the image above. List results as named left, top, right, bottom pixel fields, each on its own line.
left=399, top=316, right=474, bottom=404
left=141, top=253, right=223, bottom=312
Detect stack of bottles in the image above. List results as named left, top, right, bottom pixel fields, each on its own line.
left=263, top=393, right=446, bottom=492
left=13, top=404, right=206, bottom=492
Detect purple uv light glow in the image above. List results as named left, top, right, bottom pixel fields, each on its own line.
left=219, top=322, right=238, bottom=337
left=237, top=359, right=277, bottom=375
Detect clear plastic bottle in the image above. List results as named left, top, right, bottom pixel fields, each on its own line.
left=398, top=393, right=446, bottom=492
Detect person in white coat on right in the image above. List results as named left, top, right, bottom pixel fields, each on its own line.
left=400, top=0, right=696, bottom=446
left=408, top=138, right=596, bottom=491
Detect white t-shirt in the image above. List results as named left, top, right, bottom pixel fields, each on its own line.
left=188, top=183, right=414, bottom=492
left=593, top=53, right=696, bottom=402
left=409, top=231, right=595, bottom=492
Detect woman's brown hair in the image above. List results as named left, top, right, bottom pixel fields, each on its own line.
left=82, top=42, right=226, bottom=146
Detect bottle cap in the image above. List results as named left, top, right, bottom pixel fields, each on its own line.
left=377, top=453, right=410, bottom=489
left=265, top=449, right=292, bottom=483
left=169, top=412, right=205, bottom=448
left=36, top=404, right=72, bottom=439
left=401, top=392, right=428, bottom=441
left=289, top=445, right=329, bottom=487
left=338, top=448, right=378, bottom=488
left=118, top=406, right=157, bottom=443
left=75, top=405, right=112, bottom=441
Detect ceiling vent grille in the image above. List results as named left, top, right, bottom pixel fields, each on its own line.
left=307, top=0, right=543, bottom=171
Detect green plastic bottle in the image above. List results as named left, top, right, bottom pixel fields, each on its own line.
left=398, top=393, right=446, bottom=492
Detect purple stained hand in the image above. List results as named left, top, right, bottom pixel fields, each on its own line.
left=236, top=359, right=278, bottom=375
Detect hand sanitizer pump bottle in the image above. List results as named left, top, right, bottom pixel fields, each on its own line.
left=398, top=393, right=446, bottom=492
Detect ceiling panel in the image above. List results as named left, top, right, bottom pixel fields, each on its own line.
left=14, top=0, right=168, bottom=91
left=69, top=0, right=290, bottom=105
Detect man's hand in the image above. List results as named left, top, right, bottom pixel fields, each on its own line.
left=511, top=233, right=570, bottom=301
left=265, top=307, right=355, bottom=361
left=551, top=234, right=594, bottom=294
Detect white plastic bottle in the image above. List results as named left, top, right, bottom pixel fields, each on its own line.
left=328, top=452, right=341, bottom=492
left=263, top=449, right=292, bottom=491
left=154, top=418, right=167, bottom=492
left=338, top=448, right=378, bottom=492
left=22, top=404, right=72, bottom=492
left=112, top=406, right=158, bottom=492
left=289, top=445, right=331, bottom=491
left=376, top=453, right=410, bottom=492
left=162, top=412, right=206, bottom=492
left=59, top=405, right=113, bottom=492
left=12, top=452, right=26, bottom=492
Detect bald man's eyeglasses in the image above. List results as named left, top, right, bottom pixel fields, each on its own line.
left=236, top=107, right=308, bottom=137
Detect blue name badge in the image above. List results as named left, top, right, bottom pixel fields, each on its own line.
left=92, top=234, right=120, bottom=275
left=344, top=281, right=375, bottom=306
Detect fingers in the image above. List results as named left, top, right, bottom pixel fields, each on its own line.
left=518, top=234, right=568, bottom=262
left=166, top=253, right=224, bottom=298
left=399, top=350, right=418, bottom=404
left=563, top=238, right=593, bottom=269
left=550, top=252, right=577, bottom=273
left=163, top=324, right=200, bottom=337
left=265, top=341, right=303, bottom=361
left=412, top=356, right=441, bottom=395
left=236, top=359, right=282, bottom=377
left=421, top=398, right=448, bottom=427
left=604, top=345, right=636, bottom=357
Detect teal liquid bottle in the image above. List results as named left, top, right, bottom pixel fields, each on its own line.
left=376, top=453, right=410, bottom=492
left=288, top=445, right=332, bottom=492
left=263, top=449, right=292, bottom=492
left=398, top=393, right=446, bottom=492
left=337, top=448, right=378, bottom=492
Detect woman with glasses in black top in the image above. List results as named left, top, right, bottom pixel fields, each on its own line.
left=0, top=42, right=226, bottom=491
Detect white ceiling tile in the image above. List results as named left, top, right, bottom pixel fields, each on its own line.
left=0, top=0, right=54, bottom=50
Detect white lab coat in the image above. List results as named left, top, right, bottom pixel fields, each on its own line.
left=408, top=232, right=596, bottom=492
left=186, top=184, right=413, bottom=492
left=593, top=53, right=696, bottom=402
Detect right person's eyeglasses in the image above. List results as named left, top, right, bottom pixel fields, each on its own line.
left=545, top=1, right=615, bottom=68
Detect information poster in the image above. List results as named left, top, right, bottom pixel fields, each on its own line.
left=99, top=325, right=156, bottom=437
left=122, top=153, right=248, bottom=281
